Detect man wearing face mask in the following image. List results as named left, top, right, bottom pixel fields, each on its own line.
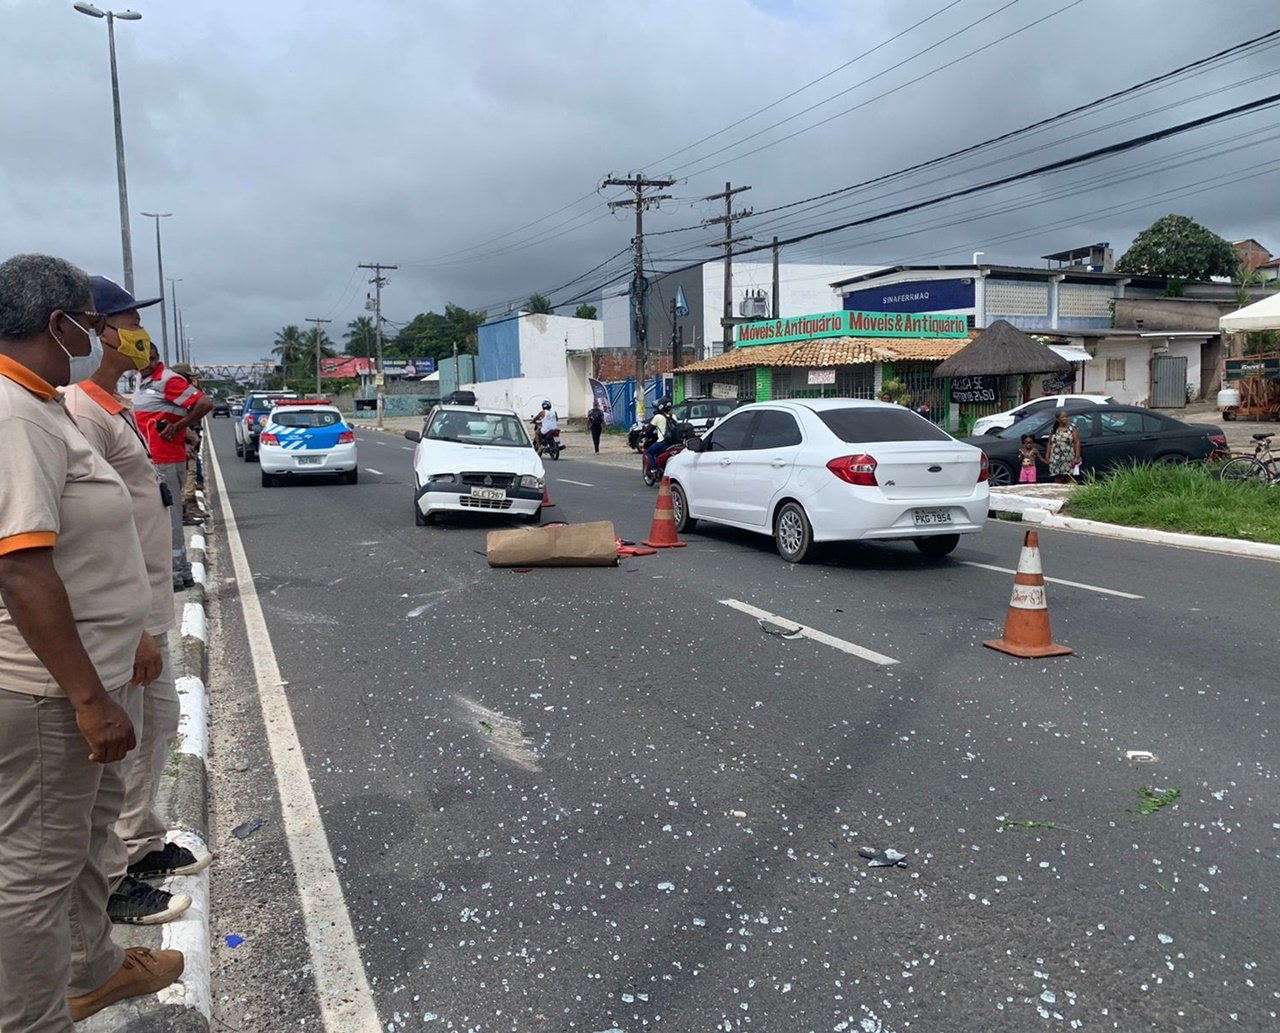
left=64, top=280, right=212, bottom=928
left=0, top=254, right=183, bottom=1029
left=124, top=282, right=214, bottom=591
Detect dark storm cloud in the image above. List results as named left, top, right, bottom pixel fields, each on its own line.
left=3, top=0, right=1276, bottom=361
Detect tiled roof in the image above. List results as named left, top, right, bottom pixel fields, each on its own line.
left=675, top=336, right=968, bottom=373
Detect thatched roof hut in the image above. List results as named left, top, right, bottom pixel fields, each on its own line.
left=932, top=319, right=1072, bottom=378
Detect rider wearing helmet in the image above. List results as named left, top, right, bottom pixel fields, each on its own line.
left=645, top=400, right=675, bottom=481
left=531, top=399, right=559, bottom=450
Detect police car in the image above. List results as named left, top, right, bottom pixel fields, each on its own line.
left=257, top=400, right=358, bottom=487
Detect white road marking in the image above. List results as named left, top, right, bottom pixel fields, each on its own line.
left=364, top=467, right=385, bottom=476
left=960, top=561, right=1143, bottom=599
left=400, top=445, right=414, bottom=450
left=719, top=598, right=898, bottom=666
left=206, top=447, right=381, bottom=1033
left=557, top=478, right=595, bottom=487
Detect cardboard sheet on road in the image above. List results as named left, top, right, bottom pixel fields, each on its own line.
left=487, top=520, right=620, bottom=567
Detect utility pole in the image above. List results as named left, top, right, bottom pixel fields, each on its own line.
left=669, top=294, right=683, bottom=373
left=603, top=173, right=674, bottom=420
left=358, top=262, right=397, bottom=429
left=704, top=182, right=752, bottom=353
left=306, top=317, right=332, bottom=398
left=771, top=236, right=781, bottom=318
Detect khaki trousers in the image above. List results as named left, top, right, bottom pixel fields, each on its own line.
left=104, top=635, right=178, bottom=885
left=0, top=687, right=127, bottom=1032
left=159, top=462, right=189, bottom=580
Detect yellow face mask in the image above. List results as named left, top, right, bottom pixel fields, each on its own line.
left=114, top=326, right=152, bottom=370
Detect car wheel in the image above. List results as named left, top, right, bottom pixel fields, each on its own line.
left=914, top=534, right=960, bottom=558
left=234, top=438, right=243, bottom=457
left=243, top=447, right=255, bottom=463
left=670, top=482, right=697, bottom=533
left=774, top=501, right=814, bottom=564
left=260, top=471, right=275, bottom=488
left=987, top=460, right=1015, bottom=487
left=344, top=469, right=359, bottom=485
left=1154, top=453, right=1188, bottom=465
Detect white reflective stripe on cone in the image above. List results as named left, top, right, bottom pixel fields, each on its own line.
left=1009, top=584, right=1047, bottom=610
left=1016, top=547, right=1043, bottom=576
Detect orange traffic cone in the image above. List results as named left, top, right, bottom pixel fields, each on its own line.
left=984, top=530, right=1072, bottom=658
left=541, top=483, right=555, bottom=508
left=642, top=477, right=687, bottom=549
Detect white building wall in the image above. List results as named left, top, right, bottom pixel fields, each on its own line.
left=517, top=314, right=602, bottom=380
left=1081, top=338, right=1151, bottom=405
left=463, top=375, right=567, bottom=419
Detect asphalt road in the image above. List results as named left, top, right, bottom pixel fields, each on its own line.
left=204, top=419, right=1278, bottom=1033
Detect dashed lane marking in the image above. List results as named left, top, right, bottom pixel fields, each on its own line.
left=719, top=598, right=898, bottom=666
left=206, top=446, right=381, bottom=1033
left=557, top=478, right=595, bottom=487
left=364, top=468, right=385, bottom=476
left=960, top=561, right=1143, bottom=599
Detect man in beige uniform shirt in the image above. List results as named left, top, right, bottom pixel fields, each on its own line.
left=64, top=278, right=213, bottom=928
left=0, top=254, right=182, bottom=1030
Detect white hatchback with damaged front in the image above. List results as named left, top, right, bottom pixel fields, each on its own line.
left=405, top=405, right=546, bottom=524
left=663, top=398, right=989, bottom=563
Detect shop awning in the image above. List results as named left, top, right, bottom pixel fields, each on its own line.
left=1047, top=344, right=1092, bottom=363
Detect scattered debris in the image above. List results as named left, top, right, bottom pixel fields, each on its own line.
left=999, top=819, right=1087, bottom=836
left=1132, top=785, right=1180, bottom=817
left=758, top=618, right=803, bottom=639
left=230, top=817, right=265, bottom=840
left=858, top=847, right=908, bottom=868
left=225, top=934, right=244, bottom=949
left=728, top=810, right=747, bottom=820
left=478, top=719, right=494, bottom=736
left=511, top=568, right=533, bottom=574
left=1125, top=749, right=1157, bottom=763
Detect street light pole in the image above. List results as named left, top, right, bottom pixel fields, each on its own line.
left=166, top=277, right=182, bottom=365
left=141, top=211, right=171, bottom=361
left=74, top=4, right=142, bottom=293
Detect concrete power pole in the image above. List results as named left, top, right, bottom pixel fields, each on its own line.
left=772, top=236, right=781, bottom=318
left=358, top=262, right=397, bottom=429
left=603, top=173, right=674, bottom=420
left=306, top=317, right=332, bottom=398
left=705, top=182, right=752, bottom=353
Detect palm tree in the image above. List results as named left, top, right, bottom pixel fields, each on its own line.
left=526, top=293, right=553, bottom=314
left=344, top=315, right=376, bottom=358
left=272, top=325, right=307, bottom=387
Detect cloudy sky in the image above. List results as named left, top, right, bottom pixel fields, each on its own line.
left=4, top=0, right=1278, bottom=363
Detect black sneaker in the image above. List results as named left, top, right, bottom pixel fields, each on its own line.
left=107, top=876, right=192, bottom=926
left=128, top=841, right=213, bottom=879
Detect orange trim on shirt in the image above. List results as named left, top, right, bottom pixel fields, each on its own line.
left=0, top=531, right=58, bottom=557
left=76, top=379, right=126, bottom=415
left=0, top=355, right=58, bottom=400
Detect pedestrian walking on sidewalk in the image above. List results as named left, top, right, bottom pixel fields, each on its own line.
left=587, top=401, right=605, bottom=453
left=130, top=325, right=214, bottom=590
left=65, top=285, right=213, bottom=927
left=0, top=253, right=183, bottom=1031
left=1018, top=435, right=1042, bottom=484
left=1047, top=409, right=1082, bottom=484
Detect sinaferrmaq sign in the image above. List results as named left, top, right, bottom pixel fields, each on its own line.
left=736, top=309, right=967, bottom=346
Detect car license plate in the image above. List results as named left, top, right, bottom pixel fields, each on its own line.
left=913, top=508, right=952, bottom=526
left=296, top=455, right=323, bottom=466
left=470, top=486, right=506, bottom=501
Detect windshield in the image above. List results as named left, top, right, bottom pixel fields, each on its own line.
left=427, top=411, right=531, bottom=447
left=274, top=410, right=340, bottom=428
left=818, top=406, right=951, bottom=443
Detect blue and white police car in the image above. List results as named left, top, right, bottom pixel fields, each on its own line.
left=257, top=400, right=358, bottom=486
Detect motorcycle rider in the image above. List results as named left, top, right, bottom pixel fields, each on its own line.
left=532, top=400, right=559, bottom=452
left=645, top=400, right=674, bottom=480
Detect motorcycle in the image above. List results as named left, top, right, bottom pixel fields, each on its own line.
left=531, top=418, right=562, bottom=460
left=640, top=422, right=694, bottom=486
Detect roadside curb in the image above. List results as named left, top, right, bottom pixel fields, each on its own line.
left=1024, top=510, right=1280, bottom=561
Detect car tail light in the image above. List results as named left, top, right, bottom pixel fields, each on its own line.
left=1208, top=432, right=1228, bottom=447
left=978, top=451, right=990, bottom=482
left=827, top=453, right=877, bottom=486
left=259, top=432, right=277, bottom=445
left=338, top=430, right=354, bottom=444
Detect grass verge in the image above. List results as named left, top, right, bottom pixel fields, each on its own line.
left=1064, top=462, right=1280, bottom=544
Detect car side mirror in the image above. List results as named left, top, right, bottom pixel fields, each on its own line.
left=684, top=435, right=706, bottom=453
left=403, top=430, right=421, bottom=443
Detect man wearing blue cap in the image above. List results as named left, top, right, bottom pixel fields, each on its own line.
left=91, top=277, right=213, bottom=590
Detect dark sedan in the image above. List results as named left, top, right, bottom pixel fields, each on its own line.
left=966, top=404, right=1228, bottom=486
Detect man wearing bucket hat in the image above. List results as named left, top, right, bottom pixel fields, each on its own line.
left=64, top=297, right=212, bottom=928
left=93, top=277, right=214, bottom=590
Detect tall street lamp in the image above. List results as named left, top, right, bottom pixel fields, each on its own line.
left=141, top=211, right=171, bottom=361
left=74, top=3, right=142, bottom=293
left=166, top=277, right=182, bottom=365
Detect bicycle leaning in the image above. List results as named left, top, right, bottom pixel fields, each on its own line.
left=1218, top=432, right=1280, bottom=485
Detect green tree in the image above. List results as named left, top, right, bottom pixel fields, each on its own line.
left=343, top=315, right=377, bottom=358
left=1116, top=214, right=1238, bottom=288
left=388, top=303, right=486, bottom=362
left=526, top=292, right=553, bottom=314
left=272, top=325, right=308, bottom=386
left=574, top=303, right=598, bottom=320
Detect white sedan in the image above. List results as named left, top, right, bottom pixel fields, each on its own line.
left=971, top=393, right=1114, bottom=435
left=405, top=405, right=546, bottom=524
left=664, top=399, right=989, bottom=563
left=258, top=402, right=357, bottom=486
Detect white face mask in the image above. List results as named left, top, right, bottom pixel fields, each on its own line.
left=58, top=316, right=104, bottom=383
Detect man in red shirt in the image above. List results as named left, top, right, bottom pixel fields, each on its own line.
left=117, top=278, right=214, bottom=590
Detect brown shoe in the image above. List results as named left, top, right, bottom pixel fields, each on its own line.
left=68, top=947, right=184, bottom=1021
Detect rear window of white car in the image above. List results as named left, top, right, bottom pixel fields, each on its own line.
left=818, top=407, right=951, bottom=443
left=273, top=410, right=340, bottom=427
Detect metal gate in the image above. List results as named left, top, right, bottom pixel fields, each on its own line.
left=1150, top=354, right=1188, bottom=408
